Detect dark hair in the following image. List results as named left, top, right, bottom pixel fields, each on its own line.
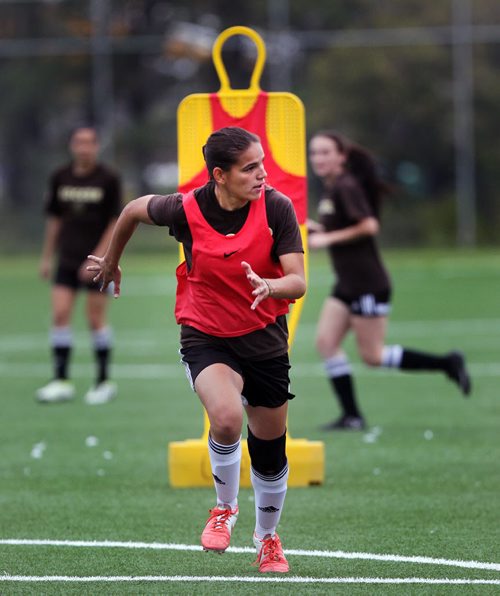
left=313, top=130, right=390, bottom=217
left=203, top=126, right=260, bottom=180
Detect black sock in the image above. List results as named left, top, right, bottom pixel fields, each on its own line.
left=95, top=347, right=110, bottom=384
left=400, top=348, right=449, bottom=372
left=329, top=374, right=363, bottom=418
left=54, top=346, right=71, bottom=380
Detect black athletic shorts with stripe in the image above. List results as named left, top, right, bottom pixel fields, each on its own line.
left=333, top=286, right=392, bottom=317
left=180, top=345, right=295, bottom=408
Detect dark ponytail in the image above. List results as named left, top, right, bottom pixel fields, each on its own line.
left=314, top=130, right=389, bottom=217
left=203, top=126, right=260, bottom=180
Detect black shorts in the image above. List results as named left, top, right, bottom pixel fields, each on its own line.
left=53, top=263, right=101, bottom=292
left=333, top=287, right=392, bottom=317
left=180, top=345, right=295, bottom=408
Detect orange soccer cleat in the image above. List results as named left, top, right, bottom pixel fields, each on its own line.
left=253, top=532, right=289, bottom=573
left=201, top=506, right=239, bottom=553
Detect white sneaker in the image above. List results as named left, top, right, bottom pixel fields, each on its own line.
left=84, top=381, right=117, bottom=405
left=36, top=379, right=75, bottom=403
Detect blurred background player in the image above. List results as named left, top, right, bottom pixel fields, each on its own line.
left=308, top=130, right=471, bottom=430
left=36, top=126, right=122, bottom=405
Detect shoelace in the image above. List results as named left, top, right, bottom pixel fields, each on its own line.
left=206, top=508, right=232, bottom=532
left=253, top=536, right=283, bottom=565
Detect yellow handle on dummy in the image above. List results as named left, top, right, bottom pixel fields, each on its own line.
left=212, top=26, right=266, bottom=95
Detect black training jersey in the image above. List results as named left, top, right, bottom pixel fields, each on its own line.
left=148, top=181, right=304, bottom=359
left=318, top=172, right=390, bottom=296
left=45, top=163, right=122, bottom=269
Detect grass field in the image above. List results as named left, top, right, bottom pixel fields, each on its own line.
left=1, top=248, right=499, bottom=595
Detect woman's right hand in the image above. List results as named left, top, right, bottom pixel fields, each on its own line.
left=87, top=254, right=122, bottom=298
left=39, top=257, right=51, bottom=281
left=306, top=218, right=325, bottom=233
left=308, top=232, right=334, bottom=250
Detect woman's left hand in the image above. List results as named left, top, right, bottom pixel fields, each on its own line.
left=241, top=261, right=272, bottom=310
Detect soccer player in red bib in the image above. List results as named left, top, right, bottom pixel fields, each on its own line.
left=308, top=130, right=471, bottom=431
left=87, top=127, right=306, bottom=573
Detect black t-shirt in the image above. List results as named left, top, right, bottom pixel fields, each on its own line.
left=148, top=182, right=304, bottom=359
left=317, top=173, right=390, bottom=296
left=45, top=163, right=122, bottom=269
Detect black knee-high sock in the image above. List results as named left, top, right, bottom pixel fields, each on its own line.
left=92, top=327, right=113, bottom=384
left=324, top=355, right=363, bottom=418
left=329, top=375, right=362, bottom=417
left=382, top=345, right=471, bottom=396
left=401, top=349, right=449, bottom=371
left=51, top=326, right=73, bottom=380
left=95, top=348, right=110, bottom=384
left=54, top=346, right=71, bottom=380
left=382, top=345, right=449, bottom=372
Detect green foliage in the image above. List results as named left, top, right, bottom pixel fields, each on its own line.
left=1, top=1, right=500, bottom=248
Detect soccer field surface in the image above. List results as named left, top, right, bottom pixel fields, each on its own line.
left=1, top=249, right=499, bottom=595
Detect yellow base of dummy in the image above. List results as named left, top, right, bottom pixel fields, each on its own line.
left=170, top=27, right=324, bottom=490
left=168, top=437, right=324, bottom=487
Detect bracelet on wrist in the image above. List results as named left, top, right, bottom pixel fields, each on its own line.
left=263, top=278, right=273, bottom=297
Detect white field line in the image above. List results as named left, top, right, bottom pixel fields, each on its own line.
left=1, top=361, right=500, bottom=379
left=0, top=334, right=180, bottom=353
left=1, top=318, right=500, bottom=353
left=1, top=575, right=500, bottom=585
left=299, top=318, right=500, bottom=339
left=1, top=539, right=500, bottom=573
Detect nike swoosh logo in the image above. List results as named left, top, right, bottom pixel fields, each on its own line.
left=223, top=250, right=239, bottom=258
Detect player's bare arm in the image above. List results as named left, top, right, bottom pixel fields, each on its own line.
left=39, top=216, right=62, bottom=280
left=308, top=216, right=379, bottom=250
left=87, top=195, right=155, bottom=296
left=306, top=218, right=325, bottom=233
left=78, top=217, right=119, bottom=283
left=242, top=252, right=306, bottom=311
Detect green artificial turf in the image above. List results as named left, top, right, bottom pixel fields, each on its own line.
left=1, top=248, right=499, bottom=594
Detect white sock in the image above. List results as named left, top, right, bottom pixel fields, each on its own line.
left=324, top=354, right=352, bottom=378
left=50, top=326, right=73, bottom=348
left=251, top=463, right=289, bottom=539
left=92, top=326, right=113, bottom=350
left=208, top=434, right=241, bottom=510
left=381, top=345, right=403, bottom=368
